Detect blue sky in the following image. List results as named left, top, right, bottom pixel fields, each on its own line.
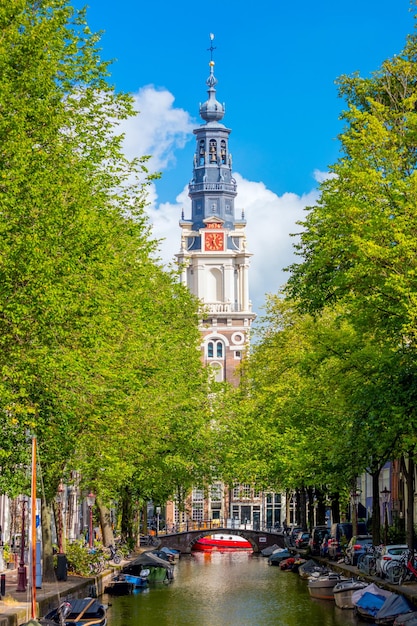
left=74, top=0, right=415, bottom=314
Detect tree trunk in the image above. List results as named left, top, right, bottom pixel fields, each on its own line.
left=371, top=470, right=381, bottom=545
left=405, top=455, right=415, bottom=550
left=98, top=501, right=114, bottom=547
left=331, top=493, right=340, bottom=523
left=41, top=498, right=55, bottom=582
left=315, top=487, right=327, bottom=526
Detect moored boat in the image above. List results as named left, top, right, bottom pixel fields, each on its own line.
left=298, top=559, right=328, bottom=580
left=124, top=551, right=174, bottom=583
left=41, top=598, right=107, bottom=626
left=267, top=548, right=292, bottom=565
left=394, top=612, right=417, bottom=626
left=333, top=578, right=367, bottom=609
left=308, top=571, right=344, bottom=601
left=192, top=534, right=252, bottom=552
left=105, top=570, right=149, bottom=595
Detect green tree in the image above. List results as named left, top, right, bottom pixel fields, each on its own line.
left=0, top=0, right=209, bottom=577
left=286, top=28, right=417, bottom=546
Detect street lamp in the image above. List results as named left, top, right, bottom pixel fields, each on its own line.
left=86, top=491, right=96, bottom=548
left=155, top=507, right=161, bottom=538
left=56, top=482, right=65, bottom=554
left=16, top=496, right=28, bottom=592
left=381, top=486, right=391, bottom=545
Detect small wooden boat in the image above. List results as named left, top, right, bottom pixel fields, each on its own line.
left=333, top=578, right=367, bottom=609
left=105, top=570, right=149, bottom=595
left=41, top=598, right=107, bottom=625
left=192, top=534, right=252, bottom=552
left=308, top=572, right=344, bottom=601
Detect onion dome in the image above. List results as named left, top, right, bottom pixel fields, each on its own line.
left=199, top=61, right=225, bottom=123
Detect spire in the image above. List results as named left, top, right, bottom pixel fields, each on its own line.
left=199, top=34, right=225, bottom=124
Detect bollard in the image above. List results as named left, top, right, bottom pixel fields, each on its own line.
left=1, top=573, right=5, bottom=597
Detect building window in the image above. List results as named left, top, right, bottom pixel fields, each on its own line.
left=208, top=340, right=223, bottom=359
left=199, top=140, right=205, bottom=165
left=209, top=139, right=217, bottom=163
left=233, top=484, right=251, bottom=499
left=192, top=488, right=204, bottom=522
left=220, top=140, right=227, bottom=164
left=235, top=350, right=241, bottom=360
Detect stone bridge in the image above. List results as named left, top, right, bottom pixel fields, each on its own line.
left=156, top=528, right=285, bottom=554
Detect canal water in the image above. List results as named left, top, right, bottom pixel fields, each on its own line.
left=105, top=552, right=371, bottom=626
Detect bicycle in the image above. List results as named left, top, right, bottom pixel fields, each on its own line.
left=357, top=545, right=379, bottom=576
left=386, top=549, right=417, bottom=585
left=107, top=544, right=123, bottom=565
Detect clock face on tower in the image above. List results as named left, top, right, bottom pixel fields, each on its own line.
left=205, top=231, right=224, bottom=251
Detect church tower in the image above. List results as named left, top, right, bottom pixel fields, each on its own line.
left=176, top=40, right=256, bottom=385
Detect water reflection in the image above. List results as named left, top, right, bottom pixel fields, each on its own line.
left=106, top=552, right=370, bottom=626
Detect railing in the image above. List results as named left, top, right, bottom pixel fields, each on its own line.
left=154, top=519, right=280, bottom=536
left=189, top=182, right=237, bottom=194
left=201, top=303, right=253, bottom=314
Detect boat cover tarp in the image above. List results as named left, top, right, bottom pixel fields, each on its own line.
left=394, top=612, right=417, bottom=625
left=375, top=594, right=414, bottom=622
left=356, top=592, right=389, bottom=618
left=126, top=551, right=172, bottom=570
left=352, top=582, right=391, bottom=605
left=261, top=543, right=280, bottom=556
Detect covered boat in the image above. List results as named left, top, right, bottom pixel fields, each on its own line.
left=333, top=578, right=368, bottom=610
left=124, top=550, right=174, bottom=583
left=42, top=598, right=107, bottom=626
left=394, top=613, right=417, bottom=625
left=192, top=534, right=252, bottom=552
left=298, top=559, right=328, bottom=580
left=308, top=572, right=344, bottom=601
left=260, top=543, right=281, bottom=557
left=375, top=594, right=415, bottom=625
left=267, top=548, right=292, bottom=565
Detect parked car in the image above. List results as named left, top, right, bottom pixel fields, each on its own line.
left=343, top=535, right=373, bottom=565
left=289, top=526, right=303, bottom=546
left=294, top=531, right=311, bottom=549
left=376, top=544, right=408, bottom=578
left=308, top=525, right=329, bottom=556
left=328, top=522, right=368, bottom=560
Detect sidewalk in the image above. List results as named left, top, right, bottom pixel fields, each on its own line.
left=0, top=565, right=115, bottom=626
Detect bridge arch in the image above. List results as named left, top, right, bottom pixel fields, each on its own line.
left=156, top=527, right=285, bottom=554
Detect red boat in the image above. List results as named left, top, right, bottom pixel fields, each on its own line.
left=192, top=534, right=253, bottom=552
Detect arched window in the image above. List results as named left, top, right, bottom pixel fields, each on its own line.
left=207, top=339, right=224, bottom=359
left=209, top=139, right=217, bottom=163
left=220, top=140, right=227, bottom=164
left=199, top=140, right=205, bottom=165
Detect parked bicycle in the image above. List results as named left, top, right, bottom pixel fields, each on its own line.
left=107, top=544, right=123, bottom=564
left=386, top=549, right=417, bottom=585
left=357, top=544, right=382, bottom=576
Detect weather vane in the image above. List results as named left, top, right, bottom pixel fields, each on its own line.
left=208, top=33, right=216, bottom=62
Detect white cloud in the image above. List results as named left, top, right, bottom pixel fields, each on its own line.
left=119, top=85, right=320, bottom=314
left=121, top=85, right=195, bottom=172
